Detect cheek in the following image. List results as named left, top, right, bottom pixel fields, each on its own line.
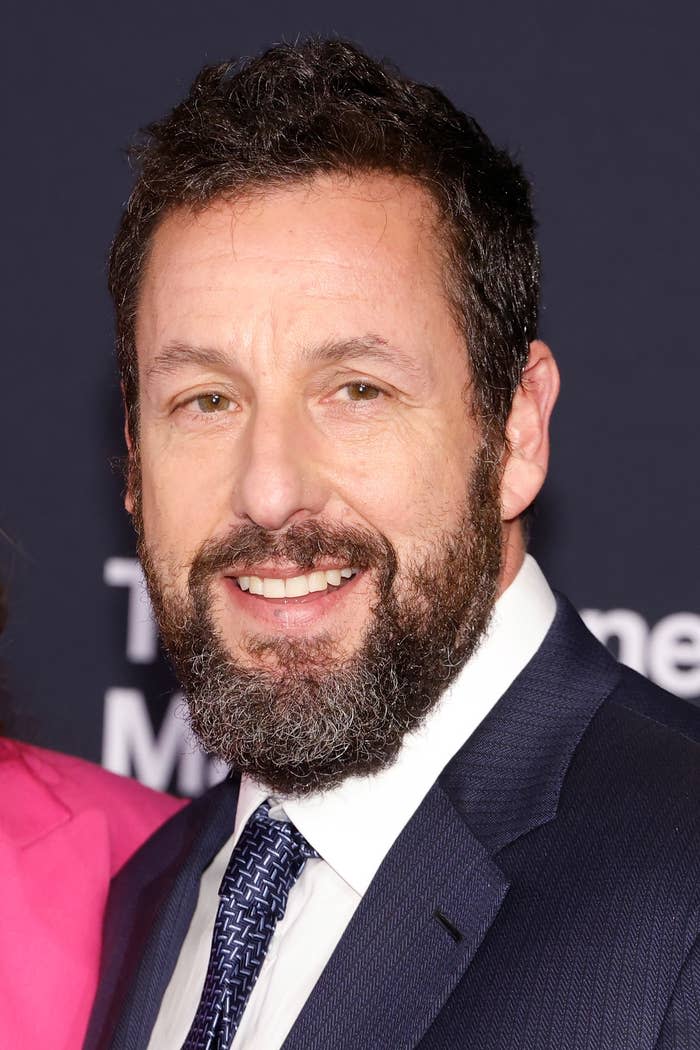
left=138, top=435, right=232, bottom=571
left=333, top=421, right=473, bottom=554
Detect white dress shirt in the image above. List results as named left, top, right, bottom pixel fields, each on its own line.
left=147, top=555, right=556, bottom=1050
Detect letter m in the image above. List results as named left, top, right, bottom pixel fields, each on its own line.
left=102, top=688, right=206, bottom=794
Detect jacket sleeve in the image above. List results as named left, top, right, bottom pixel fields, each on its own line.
left=654, top=935, right=700, bottom=1049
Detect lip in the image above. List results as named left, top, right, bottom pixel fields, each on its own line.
left=221, top=570, right=364, bottom=632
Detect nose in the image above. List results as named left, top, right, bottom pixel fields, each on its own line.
left=232, top=401, right=327, bottom=531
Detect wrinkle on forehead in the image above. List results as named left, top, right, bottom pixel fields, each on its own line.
left=176, top=172, right=444, bottom=271
left=138, top=172, right=462, bottom=372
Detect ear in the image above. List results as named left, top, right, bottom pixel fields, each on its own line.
left=500, top=340, right=560, bottom=521
left=122, top=385, right=135, bottom=516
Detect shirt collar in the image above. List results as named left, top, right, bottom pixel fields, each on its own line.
left=237, top=555, right=555, bottom=897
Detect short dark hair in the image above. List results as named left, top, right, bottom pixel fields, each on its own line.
left=110, top=38, right=539, bottom=440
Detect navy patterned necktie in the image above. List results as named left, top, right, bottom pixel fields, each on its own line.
left=182, top=800, right=318, bottom=1050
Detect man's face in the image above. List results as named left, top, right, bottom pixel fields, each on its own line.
left=131, top=173, right=505, bottom=792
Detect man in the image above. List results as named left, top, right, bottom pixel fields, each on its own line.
left=86, top=39, right=699, bottom=1050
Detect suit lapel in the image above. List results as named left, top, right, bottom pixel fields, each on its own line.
left=284, top=596, right=622, bottom=1050
left=283, top=783, right=509, bottom=1050
left=439, top=594, right=621, bottom=853
left=84, top=777, right=240, bottom=1050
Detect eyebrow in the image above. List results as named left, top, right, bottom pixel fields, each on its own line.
left=145, top=334, right=422, bottom=381
left=301, top=335, right=423, bottom=378
left=146, top=342, right=233, bottom=380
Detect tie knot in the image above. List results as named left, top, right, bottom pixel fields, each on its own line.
left=219, top=801, right=318, bottom=913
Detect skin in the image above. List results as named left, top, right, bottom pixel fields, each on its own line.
left=128, top=172, right=559, bottom=667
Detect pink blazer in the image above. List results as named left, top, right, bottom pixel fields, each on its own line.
left=0, top=739, right=186, bottom=1049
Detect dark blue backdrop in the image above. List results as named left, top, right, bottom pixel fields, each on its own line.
left=3, top=1, right=699, bottom=794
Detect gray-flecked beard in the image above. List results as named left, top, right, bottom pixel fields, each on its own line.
left=136, top=444, right=503, bottom=796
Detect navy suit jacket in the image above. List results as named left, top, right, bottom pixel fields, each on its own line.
left=85, top=597, right=700, bottom=1049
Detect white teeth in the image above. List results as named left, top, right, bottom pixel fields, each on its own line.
left=308, top=571, right=327, bottom=593
left=263, top=578, right=286, bottom=599
left=285, top=575, right=310, bottom=598
left=237, top=568, right=359, bottom=597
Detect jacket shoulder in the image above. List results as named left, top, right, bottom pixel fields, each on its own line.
left=0, top=739, right=185, bottom=872
left=574, top=668, right=700, bottom=849
left=609, top=664, right=700, bottom=747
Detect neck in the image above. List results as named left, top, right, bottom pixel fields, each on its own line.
left=498, top=520, right=527, bottom=597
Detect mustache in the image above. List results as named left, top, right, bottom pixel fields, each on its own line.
left=188, top=520, right=398, bottom=586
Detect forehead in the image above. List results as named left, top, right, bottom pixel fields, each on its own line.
left=136, top=172, right=459, bottom=358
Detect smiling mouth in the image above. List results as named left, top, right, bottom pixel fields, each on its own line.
left=232, top=567, right=360, bottom=600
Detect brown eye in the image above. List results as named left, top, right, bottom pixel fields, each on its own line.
left=346, top=382, right=380, bottom=401
left=196, top=393, right=231, bottom=413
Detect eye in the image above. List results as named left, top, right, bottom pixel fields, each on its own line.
left=195, top=393, right=232, bottom=413
left=343, top=381, right=382, bottom=402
